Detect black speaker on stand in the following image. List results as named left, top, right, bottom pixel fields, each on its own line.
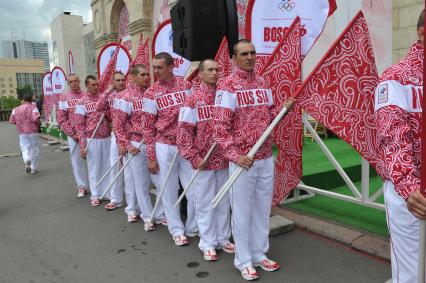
left=170, top=0, right=238, bottom=61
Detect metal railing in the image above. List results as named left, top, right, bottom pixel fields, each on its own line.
left=282, top=116, right=385, bottom=211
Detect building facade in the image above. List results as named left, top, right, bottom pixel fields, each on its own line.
left=0, top=59, right=44, bottom=98
left=91, top=0, right=423, bottom=74
left=50, top=12, right=91, bottom=80
left=393, top=0, right=424, bottom=62
left=83, top=22, right=97, bottom=76
left=1, top=40, right=49, bottom=71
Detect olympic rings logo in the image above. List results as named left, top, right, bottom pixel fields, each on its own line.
left=278, top=0, right=295, bottom=12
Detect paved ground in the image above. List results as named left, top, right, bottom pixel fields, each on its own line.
left=0, top=123, right=391, bottom=283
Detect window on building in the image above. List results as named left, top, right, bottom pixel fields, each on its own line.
left=0, top=78, right=4, bottom=82
left=8, top=78, right=12, bottom=82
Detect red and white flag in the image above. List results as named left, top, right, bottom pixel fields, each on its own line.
left=98, top=42, right=121, bottom=94
left=187, top=37, right=233, bottom=88
left=297, top=11, right=379, bottom=165
left=259, top=17, right=302, bottom=206
left=132, top=34, right=150, bottom=67
left=68, top=49, right=75, bottom=74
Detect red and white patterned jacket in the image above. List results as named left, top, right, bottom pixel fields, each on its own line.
left=177, top=81, right=228, bottom=170
left=214, top=67, right=276, bottom=163
left=142, top=76, right=192, bottom=161
left=112, top=82, right=148, bottom=149
left=74, top=92, right=111, bottom=149
left=9, top=102, right=40, bottom=134
left=96, top=89, right=118, bottom=123
left=58, top=89, right=85, bottom=140
left=374, top=41, right=423, bottom=200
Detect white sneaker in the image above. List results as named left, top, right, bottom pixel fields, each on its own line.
left=241, top=266, right=259, bottom=281
left=127, top=214, right=140, bottom=223
left=253, top=258, right=279, bottom=272
left=144, top=221, right=155, bottom=232
left=173, top=235, right=189, bottom=246
left=154, top=218, right=167, bottom=226
left=203, top=249, right=218, bottom=261
left=77, top=188, right=88, bottom=198
left=185, top=231, right=199, bottom=238
left=25, top=160, right=31, bottom=173
left=217, top=242, right=235, bottom=253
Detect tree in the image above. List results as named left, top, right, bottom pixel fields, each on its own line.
left=0, top=96, right=21, bottom=109
left=16, top=85, right=33, bottom=100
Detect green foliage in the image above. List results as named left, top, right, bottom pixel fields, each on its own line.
left=16, top=85, right=34, bottom=100
left=0, top=96, right=21, bottom=109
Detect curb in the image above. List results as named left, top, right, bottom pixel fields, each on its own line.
left=40, top=134, right=67, bottom=146
left=272, top=207, right=391, bottom=262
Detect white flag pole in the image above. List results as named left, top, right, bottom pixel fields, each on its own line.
left=174, top=143, right=217, bottom=208
left=212, top=106, right=289, bottom=208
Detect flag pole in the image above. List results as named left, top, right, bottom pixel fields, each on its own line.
left=174, top=143, right=217, bottom=208
left=419, top=24, right=426, bottom=281
left=212, top=105, right=289, bottom=207
left=419, top=221, right=425, bottom=282
left=100, top=142, right=143, bottom=199
left=96, top=155, right=121, bottom=186
left=84, top=113, right=105, bottom=153
left=148, top=150, right=179, bottom=226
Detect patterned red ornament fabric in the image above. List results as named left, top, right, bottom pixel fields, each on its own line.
left=74, top=93, right=112, bottom=150
left=9, top=102, right=40, bottom=134
left=98, top=43, right=121, bottom=94
left=132, top=34, right=150, bottom=67
left=297, top=11, right=378, bottom=166
left=259, top=17, right=302, bottom=207
left=187, top=37, right=233, bottom=88
left=374, top=41, right=423, bottom=199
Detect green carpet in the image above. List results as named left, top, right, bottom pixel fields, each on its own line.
left=280, top=137, right=388, bottom=237
left=285, top=177, right=388, bottom=237
left=41, top=126, right=67, bottom=141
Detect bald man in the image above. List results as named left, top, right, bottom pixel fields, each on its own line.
left=58, top=74, right=89, bottom=198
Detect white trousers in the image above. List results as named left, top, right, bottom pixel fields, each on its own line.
left=194, top=168, right=231, bottom=251
left=67, top=137, right=89, bottom=190
left=384, top=181, right=425, bottom=283
left=19, top=134, right=39, bottom=171
left=123, top=158, right=138, bottom=216
left=230, top=157, right=274, bottom=270
left=156, top=142, right=195, bottom=237
left=125, top=141, right=164, bottom=222
left=86, top=137, right=111, bottom=200
left=109, top=134, right=124, bottom=204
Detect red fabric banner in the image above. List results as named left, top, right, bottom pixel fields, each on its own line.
left=132, top=34, right=150, bottom=67
left=98, top=42, right=121, bottom=94
left=259, top=17, right=302, bottom=206
left=297, top=11, right=379, bottom=166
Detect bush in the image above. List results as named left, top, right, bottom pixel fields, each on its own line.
left=0, top=96, right=21, bottom=109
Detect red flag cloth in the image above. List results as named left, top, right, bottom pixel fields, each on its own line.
left=187, top=37, right=233, bottom=88
left=297, top=11, right=378, bottom=166
left=259, top=17, right=302, bottom=207
left=98, top=43, right=121, bottom=94
left=132, top=34, right=150, bottom=67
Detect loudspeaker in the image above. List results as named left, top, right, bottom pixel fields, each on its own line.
left=171, top=0, right=226, bottom=29
left=171, top=0, right=238, bottom=61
